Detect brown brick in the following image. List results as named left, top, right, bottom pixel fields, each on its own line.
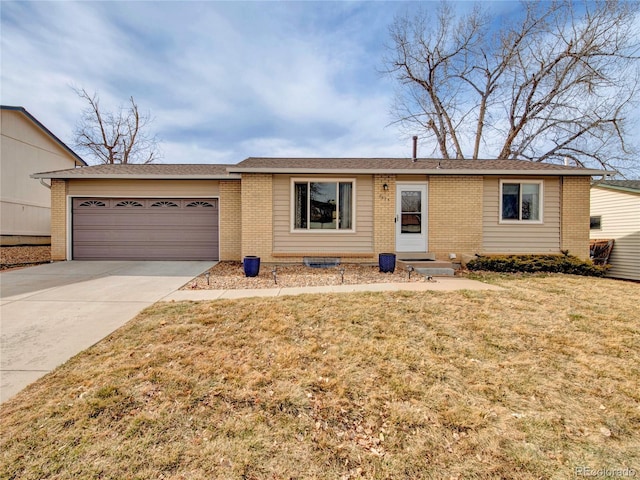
left=50, top=179, right=67, bottom=260
left=219, top=179, right=242, bottom=261
left=373, top=174, right=395, bottom=255
left=240, top=173, right=274, bottom=262
left=428, top=176, right=483, bottom=259
left=561, top=176, right=590, bottom=259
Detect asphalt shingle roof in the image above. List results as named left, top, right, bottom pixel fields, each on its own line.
left=230, top=157, right=606, bottom=175
left=593, top=179, right=640, bottom=192
left=32, top=157, right=607, bottom=179
left=32, top=163, right=237, bottom=179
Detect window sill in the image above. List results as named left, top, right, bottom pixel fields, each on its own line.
left=499, top=220, right=544, bottom=225
left=290, top=229, right=356, bottom=234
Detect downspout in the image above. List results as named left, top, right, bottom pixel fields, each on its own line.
left=39, top=178, right=51, bottom=189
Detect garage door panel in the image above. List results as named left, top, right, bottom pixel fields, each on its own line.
left=74, top=230, right=219, bottom=243
left=73, top=198, right=219, bottom=260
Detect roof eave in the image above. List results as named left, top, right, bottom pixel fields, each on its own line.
left=30, top=173, right=242, bottom=180
left=228, top=167, right=607, bottom=176
left=2, top=105, right=88, bottom=167
left=592, top=184, right=640, bottom=194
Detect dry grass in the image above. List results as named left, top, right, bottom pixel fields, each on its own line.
left=1, top=274, right=638, bottom=479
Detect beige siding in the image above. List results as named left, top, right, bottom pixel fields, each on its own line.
left=590, top=187, right=640, bottom=281
left=1, top=109, right=80, bottom=236
left=68, top=179, right=220, bottom=197
left=272, top=175, right=374, bottom=254
left=482, top=177, right=561, bottom=254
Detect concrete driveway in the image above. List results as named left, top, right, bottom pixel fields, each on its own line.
left=0, top=261, right=214, bottom=403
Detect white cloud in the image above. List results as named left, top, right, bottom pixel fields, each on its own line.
left=11, top=1, right=631, bottom=170
left=2, top=1, right=409, bottom=164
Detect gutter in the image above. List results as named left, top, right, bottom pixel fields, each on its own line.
left=226, top=167, right=609, bottom=177
left=30, top=173, right=242, bottom=180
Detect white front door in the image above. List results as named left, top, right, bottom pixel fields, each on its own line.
left=395, top=183, right=428, bottom=252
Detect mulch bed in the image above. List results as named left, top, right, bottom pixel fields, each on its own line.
left=184, top=261, right=430, bottom=290
left=0, top=246, right=51, bottom=271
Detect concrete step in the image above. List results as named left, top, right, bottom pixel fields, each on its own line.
left=397, top=259, right=455, bottom=269
left=415, top=267, right=456, bottom=277
left=396, top=255, right=457, bottom=276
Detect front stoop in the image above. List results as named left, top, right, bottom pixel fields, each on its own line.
left=397, top=255, right=458, bottom=277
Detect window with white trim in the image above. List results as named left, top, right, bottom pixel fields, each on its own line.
left=500, top=181, right=542, bottom=222
left=293, top=179, right=354, bottom=231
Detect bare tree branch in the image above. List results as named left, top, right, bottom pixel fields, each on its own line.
left=383, top=0, right=640, bottom=173
left=73, top=88, right=161, bottom=165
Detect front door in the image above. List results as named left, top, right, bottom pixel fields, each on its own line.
left=395, top=183, right=428, bottom=252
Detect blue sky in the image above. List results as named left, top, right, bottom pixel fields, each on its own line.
left=1, top=1, right=636, bottom=168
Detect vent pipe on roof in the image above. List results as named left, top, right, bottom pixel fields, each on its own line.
left=412, top=136, right=418, bottom=162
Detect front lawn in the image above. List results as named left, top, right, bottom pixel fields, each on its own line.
left=1, top=274, right=638, bottom=479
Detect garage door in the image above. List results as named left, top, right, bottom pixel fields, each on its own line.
left=72, top=198, right=219, bottom=260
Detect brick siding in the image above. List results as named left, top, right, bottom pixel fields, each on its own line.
left=219, top=179, right=242, bottom=261
left=373, top=174, right=396, bottom=255
left=561, top=176, right=591, bottom=259
left=241, top=174, right=274, bottom=262
left=50, top=179, right=67, bottom=260
left=428, top=176, right=483, bottom=258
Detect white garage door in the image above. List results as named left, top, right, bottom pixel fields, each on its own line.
left=72, top=198, right=219, bottom=260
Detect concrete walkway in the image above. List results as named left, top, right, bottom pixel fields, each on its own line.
left=165, top=276, right=503, bottom=301
left=0, top=261, right=214, bottom=403
left=1, top=261, right=501, bottom=404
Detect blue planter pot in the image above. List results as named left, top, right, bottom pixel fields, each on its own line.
left=379, top=253, right=396, bottom=273
left=243, top=256, right=260, bottom=277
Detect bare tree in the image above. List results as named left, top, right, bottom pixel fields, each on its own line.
left=73, top=88, right=160, bottom=164
left=384, top=0, right=640, bottom=173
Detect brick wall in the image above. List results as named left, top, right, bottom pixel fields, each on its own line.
left=428, top=176, right=483, bottom=258
left=50, top=179, right=67, bottom=260
left=373, top=174, right=395, bottom=255
left=219, top=179, right=242, bottom=261
left=241, top=174, right=274, bottom=262
left=561, top=176, right=591, bottom=259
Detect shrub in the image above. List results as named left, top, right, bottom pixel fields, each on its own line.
left=466, top=254, right=609, bottom=277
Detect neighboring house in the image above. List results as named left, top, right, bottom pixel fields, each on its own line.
left=590, top=180, right=640, bottom=281
left=31, top=157, right=604, bottom=263
left=1, top=106, right=86, bottom=245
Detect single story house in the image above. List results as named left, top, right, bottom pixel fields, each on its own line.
left=31, top=157, right=605, bottom=264
left=1, top=105, right=86, bottom=245
left=590, top=180, right=640, bottom=281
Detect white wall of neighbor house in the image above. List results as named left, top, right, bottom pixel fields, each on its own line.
left=482, top=176, right=561, bottom=254
left=590, top=187, right=640, bottom=281
left=1, top=109, right=78, bottom=237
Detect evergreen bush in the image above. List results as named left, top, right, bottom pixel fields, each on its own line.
left=466, top=254, right=608, bottom=277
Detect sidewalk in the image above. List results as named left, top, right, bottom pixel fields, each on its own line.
left=162, top=276, right=503, bottom=301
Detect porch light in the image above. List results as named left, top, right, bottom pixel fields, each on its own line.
left=383, top=183, right=389, bottom=191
